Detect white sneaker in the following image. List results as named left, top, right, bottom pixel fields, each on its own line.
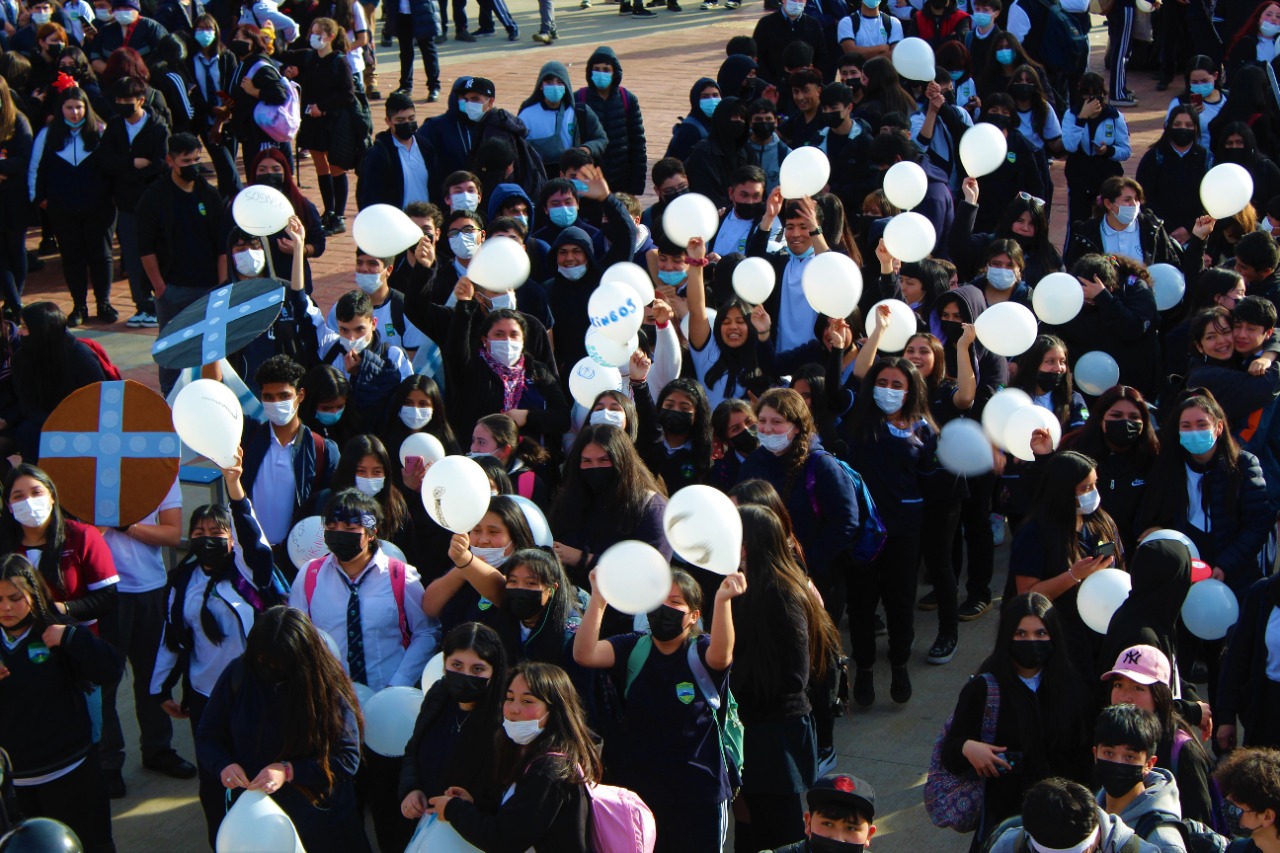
left=139, top=312, right=159, bottom=328
left=126, top=312, right=146, bottom=328
left=699, top=2, right=717, bottom=7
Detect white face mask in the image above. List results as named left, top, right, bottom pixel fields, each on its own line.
left=489, top=339, right=523, bottom=367
left=10, top=495, right=52, bottom=528
left=234, top=248, right=265, bottom=277
left=503, top=715, right=546, bottom=745
left=354, top=476, right=385, bottom=496
left=339, top=335, right=370, bottom=354
left=451, top=192, right=480, bottom=212
left=449, top=231, right=481, bottom=259
left=472, top=545, right=510, bottom=567
left=590, top=408, right=627, bottom=429
left=354, top=272, right=383, bottom=294
left=758, top=430, right=793, bottom=454
left=784, top=0, right=805, bottom=15
left=114, top=9, right=137, bottom=24
left=399, top=405, right=433, bottom=430
left=1076, top=488, right=1101, bottom=515
left=873, top=386, right=907, bottom=414
left=262, top=399, right=295, bottom=426
left=309, top=33, right=327, bottom=49
left=1113, top=203, right=1140, bottom=226
left=488, top=290, right=517, bottom=311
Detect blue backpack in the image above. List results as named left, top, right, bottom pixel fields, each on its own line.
left=804, top=450, right=888, bottom=563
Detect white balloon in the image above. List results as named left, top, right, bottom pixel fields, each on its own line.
left=892, top=36, right=936, bottom=82
left=379, top=539, right=407, bottom=562
left=286, top=515, right=328, bottom=570
left=399, top=432, right=446, bottom=466
left=982, top=388, right=1033, bottom=448
left=585, top=328, right=639, bottom=368
left=1032, top=272, right=1085, bottom=325
left=663, top=485, right=743, bottom=575
left=467, top=235, right=531, bottom=292
left=1140, top=528, right=1201, bottom=561
left=420, top=456, right=491, bottom=534
left=421, top=651, right=444, bottom=692
left=883, top=160, right=928, bottom=211
left=353, top=682, right=376, bottom=709
left=594, top=541, right=673, bottom=614
left=662, top=193, right=720, bottom=245
left=363, top=686, right=424, bottom=757
left=602, top=262, right=656, bottom=306
left=937, top=419, right=995, bottom=476
left=1181, top=579, right=1240, bottom=640
left=588, top=280, right=645, bottom=344
left=801, top=252, right=864, bottom=318
left=1136, top=0, right=1153, bottom=10
left=779, top=147, right=831, bottom=199
left=568, top=357, right=622, bottom=409
left=172, top=379, right=243, bottom=469
left=1078, top=568, right=1132, bottom=634
left=216, top=790, right=304, bottom=853
left=869, top=298, right=918, bottom=352
left=1004, top=405, right=1061, bottom=462
left=681, top=308, right=716, bottom=343
left=882, top=212, right=936, bottom=263
left=353, top=204, right=424, bottom=258
left=1200, top=163, right=1255, bottom=220
left=232, top=185, right=293, bottom=238
left=317, top=629, right=340, bottom=660
left=508, top=495, right=553, bottom=548
left=408, top=816, right=483, bottom=853
left=1074, top=351, right=1120, bottom=396
left=974, top=301, right=1038, bottom=357
left=959, top=122, right=1009, bottom=178
left=1149, top=263, right=1186, bottom=311
left=732, top=256, right=777, bottom=305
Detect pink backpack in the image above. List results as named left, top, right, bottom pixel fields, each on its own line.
left=303, top=557, right=410, bottom=649
left=584, top=782, right=656, bottom=853
left=247, top=59, right=302, bottom=143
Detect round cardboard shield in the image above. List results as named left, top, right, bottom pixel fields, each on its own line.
left=39, top=380, right=181, bottom=527
left=151, top=278, right=286, bottom=370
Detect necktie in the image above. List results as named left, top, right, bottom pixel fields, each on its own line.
left=344, top=571, right=369, bottom=685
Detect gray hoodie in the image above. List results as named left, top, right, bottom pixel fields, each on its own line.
left=1098, top=768, right=1188, bottom=853
left=986, top=806, right=1161, bottom=853
left=747, top=132, right=791, bottom=195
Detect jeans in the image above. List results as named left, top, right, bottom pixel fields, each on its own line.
left=156, top=284, right=210, bottom=395
left=98, top=587, right=175, bottom=772
left=395, top=12, right=440, bottom=92
left=115, top=209, right=154, bottom=315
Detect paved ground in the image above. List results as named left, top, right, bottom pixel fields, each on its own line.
left=58, top=7, right=1182, bottom=851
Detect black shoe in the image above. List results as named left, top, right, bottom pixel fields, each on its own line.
left=853, top=668, right=874, bottom=707
left=632, top=5, right=655, bottom=12
left=455, top=30, right=476, bottom=41
left=507, top=25, right=519, bottom=38
left=1155, top=78, right=1170, bottom=91
left=38, top=237, right=58, bottom=255
left=96, top=302, right=119, bottom=324
left=958, top=599, right=992, bottom=621
left=434, top=33, right=448, bottom=44
left=874, top=613, right=887, bottom=636
left=472, top=25, right=496, bottom=34
left=26, top=251, right=43, bottom=272
left=918, top=590, right=938, bottom=611
left=105, top=769, right=127, bottom=799
left=380, top=33, right=393, bottom=46
left=67, top=304, right=88, bottom=328
left=428, top=88, right=441, bottom=102
left=890, top=666, right=913, bottom=703
left=325, top=215, right=347, bottom=236
left=143, top=750, right=198, bottom=780
left=667, top=1, right=682, bottom=8
left=927, top=634, right=958, bottom=665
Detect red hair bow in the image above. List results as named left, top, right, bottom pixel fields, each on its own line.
left=50, top=72, right=77, bottom=94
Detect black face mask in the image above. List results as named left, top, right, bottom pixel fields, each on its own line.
left=442, top=669, right=490, bottom=703
left=113, top=100, right=138, bottom=117
left=647, top=604, right=688, bottom=642
left=808, top=836, right=864, bottom=853
left=190, top=535, right=230, bottom=570
left=984, top=113, right=1010, bottom=131
left=751, top=121, right=775, bottom=139
left=1093, top=758, right=1148, bottom=799
left=324, top=529, right=366, bottom=562
left=1104, top=418, right=1143, bottom=449
left=1168, top=127, right=1196, bottom=147
left=1009, top=82, right=1036, bottom=100
left=580, top=466, right=618, bottom=495
left=1218, top=147, right=1248, bottom=165
left=735, top=201, right=766, bottom=221
left=1037, top=370, right=1066, bottom=392
left=1010, top=639, right=1054, bottom=668
left=230, top=40, right=251, bottom=58
left=662, top=186, right=691, bottom=203
left=846, top=78, right=864, bottom=94
left=729, top=120, right=748, bottom=143
left=822, top=110, right=845, bottom=128
left=393, top=120, right=418, bottom=140
left=177, top=163, right=201, bottom=182
left=730, top=427, right=760, bottom=455
left=505, top=587, right=545, bottom=621
left=47, top=41, right=64, bottom=57
left=940, top=319, right=964, bottom=342
left=257, top=172, right=286, bottom=189
left=658, top=408, right=695, bottom=435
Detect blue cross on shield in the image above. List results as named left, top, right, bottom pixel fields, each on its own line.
left=151, top=277, right=286, bottom=370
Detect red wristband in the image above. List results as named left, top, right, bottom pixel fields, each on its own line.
left=686, top=257, right=709, bottom=267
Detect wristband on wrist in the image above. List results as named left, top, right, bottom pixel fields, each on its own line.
left=686, top=257, right=709, bottom=267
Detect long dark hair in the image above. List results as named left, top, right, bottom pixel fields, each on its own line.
left=165, top=503, right=238, bottom=650
left=0, top=554, right=69, bottom=635
left=1009, top=64, right=1051, bottom=137
left=485, top=496, right=537, bottom=551
left=728, top=478, right=806, bottom=565
left=791, top=362, right=841, bottom=448
left=846, top=357, right=936, bottom=442
left=995, top=195, right=1060, bottom=272
left=656, top=378, right=714, bottom=479
left=1, top=464, right=68, bottom=594
left=14, top=302, right=80, bottom=416
left=435, top=622, right=509, bottom=792
left=862, top=56, right=917, bottom=117
left=551, top=424, right=665, bottom=536
left=1011, top=335, right=1076, bottom=427
left=1027, top=451, right=1123, bottom=567
left=44, top=83, right=103, bottom=151
left=298, top=364, right=361, bottom=444
left=1060, top=384, right=1160, bottom=470
left=478, top=413, right=550, bottom=472
left=242, top=606, right=364, bottom=802
left=1140, top=391, right=1244, bottom=529
left=589, top=390, right=640, bottom=443
left=246, top=147, right=309, bottom=220
left=494, top=661, right=602, bottom=787
left=382, top=374, right=459, bottom=455
left=332, top=434, right=409, bottom=536
left=499, top=548, right=578, bottom=663
left=703, top=301, right=768, bottom=401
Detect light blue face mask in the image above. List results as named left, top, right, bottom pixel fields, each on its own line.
left=591, top=70, right=613, bottom=89
left=1113, top=203, right=1140, bottom=226
left=559, top=264, right=587, bottom=281
left=315, top=408, right=344, bottom=426
left=513, top=214, right=529, bottom=229
left=949, top=70, right=965, bottom=81
left=194, top=28, right=216, bottom=47
left=788, top=245, right=815, bottom=260
left=986, top=267, right=1018, bottom=290
left=549, top=206, right=578, bottom=227
left=1189, top=82, right=1215, bottom=97
left=972, top=10, right=992, bottom=27
left=1262, top=20, right=1280, bottom=38
left=864, top=0, right=881, bottom=7
left=542, top=83, right=566, bottom=104
left=700, top=97, right=721, bottom=118
left=996, top=48, right=1015, bottom=65
left=1180, top=428, right=1216, bottom=455
left=461, top=101, right=485, bottom=122
left=66, top=117, right=85, bottom=130
left=571, top=179, right=589, bottom=195
left=657, top=269, right=687, bottom=286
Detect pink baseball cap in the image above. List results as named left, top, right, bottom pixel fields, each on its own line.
left=1100, top=644, right=1171, bottom=686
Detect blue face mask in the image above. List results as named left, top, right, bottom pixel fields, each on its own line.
left=461, top=100, right=485, bottom=122
left=657, top=269, right=687, bottom=286
left=996, top=48, right=1015, bottom=65
left=1180, top=428, right=1216, bottom=456
left=542, top=83, right=566, bottom=104
left=513, top=214, right=529, bottom=229
left=559, top=264, right=587, bottom=281
left=65, top=117, right=85, bottom=129
left=972, top=10, right=992, bottom=27
left=591, top=70, right=613, bottom=89
left=864, top=0, right=881, bottom=7
left=1262, top=20, right=1280, bottom=37
left=549, top=205, right=578, bottom=228
left=788, top=245, right=816, bottom=260
left=949, top=69, right=964, bottom=81
left=571, top=179, right=589, bottom=195
left=194, top=28, right=216, bottom=46
left=1189, top=82, right=1215, bottom=97
left=315, top=408, right=344, bottom=426
left=700, top=97, right=721, bottom=118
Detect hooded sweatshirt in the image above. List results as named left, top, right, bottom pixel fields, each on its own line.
left=1099, top=540, right=1192, bottom=680
left=423, top=77, right=483, bottom=179
left=986, top=806, right=1161, bottom=853
left=665, top=78, right=718, bottom=162
left=518, top=61, right=608, bottom=167
left=487, top=182, right=551, bottom=283
left=546, top=225, right=601, bottom=378
left=1097, top=768, right=1189, bottom=853
left=717, top=55, right=770, bottom=104
left=686, top=97, right=758, bottom=211
left=928, top=284, right=1009, bottom=407
left=576, top=46, right=647, bottom=195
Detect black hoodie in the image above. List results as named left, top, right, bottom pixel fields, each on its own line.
left=575, top=46, right=647, bottom=196
left=1099, top=539, right=1192, bottom=679
left=665, top=77, right=718, bottom=162
left=686, top=97, right=757, bottom=211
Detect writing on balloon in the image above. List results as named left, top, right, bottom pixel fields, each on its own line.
left=590, top=297, right=639, bottom=330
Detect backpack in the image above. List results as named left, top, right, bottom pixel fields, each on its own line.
left=1026, top=0, right=1089, bottom=76
left=848, top=9, right=894, bottom=41
left=981, top=815, right=1145, bottom=853
left=575, top=85, right=636, bottom=117
left=303, top=555, right=410, bottom=648
left=925, top=673, right=999, bottom=832
left=624, top=634, right=745, bottom=788
left=246, top=59, right=301, bottom=143
left=804, top=450, right=888, bottom=563
left=1132, top=810, right=1228, bottom=853
left=80, top=337, right=122, bottom=380
left=585, top=781, right=657, bottom=853
left=1172, top=728, right=1230, bottom=835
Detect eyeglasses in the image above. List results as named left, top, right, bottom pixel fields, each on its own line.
left=446, top=226, right=479, bottom=238
left=1018, top=192, right=1046, bottom=209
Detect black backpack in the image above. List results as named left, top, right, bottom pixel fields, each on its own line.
left=1025, top=0, right=1089, bottom=75
left=848, top=9, right=895, bottom=40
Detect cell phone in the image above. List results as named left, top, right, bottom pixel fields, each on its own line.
left=405, top=455, right=425, bottom=475
left=1095, top=542, right=1116, bottom=558
left=998, top=751, right=1023, bottom=773
left=1190, top=92, right=1203, bottom=108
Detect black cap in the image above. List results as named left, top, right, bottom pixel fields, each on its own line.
left=460, top=76, right=496, bottom=98
left=807, top=772, right=875, bottom=819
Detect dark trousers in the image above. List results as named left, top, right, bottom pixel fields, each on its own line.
left=1106, top=6, right=1135, bottom=96
left=953, top=472, right=996, bottom=603
left=186, top=692, right=227, bottom=851
left=473, top=0, right=516, bottom=30
left=14, top=745, right=116, bottom=853
left=395, top=12, right=440, bottom=92
left=734, top=792, right=804, bottom=853
left=922, top=500, right=962, bottom=637
left=98, top=587, right=175, bottom=773
left=849, top=533, right=921, bottom=669
left=1156, top=0, right=1190, bottom=83
left=47, top=204, right=114, bottom=309
left=355, top=749, right=414, bottom=853
left=1186, top=0, right=1222, bottom=65
left=115, top=209, right=154, bottom=315
left=156, top=284, right=211, bottom=395
left=0, top=227, right=26, bottom=311
left=200, top=129, right=241, bottom=198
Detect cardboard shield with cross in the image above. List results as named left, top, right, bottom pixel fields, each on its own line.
left=38, top=380, right=181, bottom=527
left=151, top=277, right=286, bottom=370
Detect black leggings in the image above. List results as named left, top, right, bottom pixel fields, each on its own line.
left=849, top=533, right=921, bottom=669
left=14, top=745, right=115, bottom=853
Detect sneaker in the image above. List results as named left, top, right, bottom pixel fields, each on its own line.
left=1111, top=94, right=1138, bottom=107
left=38, top=237, right=58, bottom=255
left=918, top=590, right=938, bottom=611
left=143, top=750, right=198, bottom=780
left=472, top=25, right=496, bottom=34
left=67, top=304, right=89, bottom=328
left=632, top=5, right=656, bottom=12
left=853, top=668, right=874, bottom=707
left=105, top=769, right=127, bottom=799
left=507, top=24, right=519, bottom=38
left=325, top=215, right=347, bottom=236
left=454, top=30, right=476, bottom=41
left=532, top=30, right=552, bottom=43
left=991, top=513, right=1005, bottom=546
left=434, top=33, right=448, bottom=44
left=890, top=666, right=913, bottom=703
left=699, top=1, right=717, bottom=6
left=816, top=746, right=838, bottom=775
left=927, top=634, right=958, bottom=665
left=1155, top=78, right=1170, bottom=91
left=667, top=2, right=682, bottom=9
left=126, top=312, right=147, bottom=328
left=380, top=33, right=393, bottom=46
left=958, top=599, right=992, bottom=622
left=427, top=88, right=441, bottom=102
left=581, top=0, right=591, bottom=6
left=874, top=613, right=887, bottom=636
left=726, top=1, right=740, bottom=8
left=368, top=88, right=381, bottom=100
left=550, top=27, right=559, bottom=38
left=138, top=312, right=159, bottom=328
left=96, top=302, right=119, bottom=324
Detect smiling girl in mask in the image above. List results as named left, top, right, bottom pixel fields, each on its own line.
left=639, top=378, right=714, bottom=495
left=329, top=434, right=411, bottom=554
